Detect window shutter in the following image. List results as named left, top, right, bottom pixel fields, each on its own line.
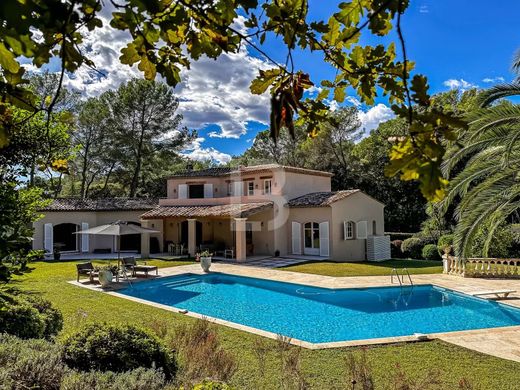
left=178, top=184, right=187, bottom=199
left=233, top=181, right=243, bottom=196
left=44, top=223, right=53, bottom=252
left=319, top=222, right=330, bottom=257
left=356, top=221, right=368, bottom=239
left=291, top=222, right=302, bottom=255
left=81, top=222, right=89, bottom=252
left=204, top=183, right=213, bottom=198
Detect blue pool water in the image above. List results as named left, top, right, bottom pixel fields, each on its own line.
left=118, top=273, right=520, bottom=343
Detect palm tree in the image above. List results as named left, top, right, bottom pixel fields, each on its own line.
left=441, top=50, right=520, bottom=258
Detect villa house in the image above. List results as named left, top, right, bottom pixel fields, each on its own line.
left=32, top=164, right=391, bottom=262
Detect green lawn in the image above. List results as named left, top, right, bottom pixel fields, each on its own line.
left=10, top=260, right=520, bottom=389
left=281, top=259, right=443, bottom=277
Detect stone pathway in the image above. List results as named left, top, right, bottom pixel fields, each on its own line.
left=214, top=257, right=311, bottom=268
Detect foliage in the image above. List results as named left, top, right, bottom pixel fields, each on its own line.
left=0, top=333, right=67, bottom=389
left=437, top=234, right=454, bottom=256
left=469, top=223, right=514, bottom=259
left=421, top=244, right=441, bottom=261
left=0, top=0, right=467, bottom=199
left=62, top=323, right=176, bottom=379
left=391, top=240, right=405, bottom=259
left=0, top=183, right=49, bottom=281
left=400, top=238, right=423, bottom=259
left=191, top=381, right=234, bottom=390
left=0, top=289, right=63, bottom=339
left=440, top=53, right=520, bottom=257
left=344, top=349, right=375, bottom=390
left=61, top=367, right=168, bottom=390
left=169, top=319, right=237, bottom=388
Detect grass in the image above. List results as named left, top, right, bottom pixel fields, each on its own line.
left=9, top=259, right=520, bottom=389
left=281, top=259, right=443, bottom=277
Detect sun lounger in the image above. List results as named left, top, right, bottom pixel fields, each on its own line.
left=76, top=262, right=99, bottom=283
left=471, top=290, right=516, bottom=299
left=121, top=257, right=158, bottom=278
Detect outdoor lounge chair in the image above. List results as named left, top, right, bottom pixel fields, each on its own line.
left=121, top=257, right=158, bottom=278
left=76, top=262, right=99, bottom=283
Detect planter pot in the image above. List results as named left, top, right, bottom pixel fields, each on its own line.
left=200, top=257, right=212, bottom=272
left=98, top=270, right=113, bottom=287
left=53, top=252, right=61, bottom=261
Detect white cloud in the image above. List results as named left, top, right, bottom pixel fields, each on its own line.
left=357, top=104, right=395, bottom=134
left=482, top=76, right=505, bottom=83
left=443, top=78, right=478, bottom=90
left=182, top=137, right=232, bottom=164
left=419, top=5, right=429, bottom=13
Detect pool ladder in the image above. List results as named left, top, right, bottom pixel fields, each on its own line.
left=391, top=268, right=413, bottom=286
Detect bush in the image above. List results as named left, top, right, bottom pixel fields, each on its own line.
left=391, top=240, right=404, bottom=258
left=170, top=319, right=236, bottom=388
left=0, top=290, right=63, bottom=339
left=470, top=223, right=514, bottom=258
left=62, top=323, right=176, bottom=379
left=192, top=381, right=234, bottom=390
left=60, top=367, right=167, bottom=390
left=437, top=234, right=453, bottom=256
left=422, top=244, right=441, bottom=261
left=401, top=238, right=423, bottom=259
left=0, top=333, right=68, bottom=389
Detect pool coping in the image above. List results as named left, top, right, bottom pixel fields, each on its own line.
left=68, top=263, right=520, bottom=350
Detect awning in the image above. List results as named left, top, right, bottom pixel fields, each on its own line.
left=140, top=202, right=273, bottom=219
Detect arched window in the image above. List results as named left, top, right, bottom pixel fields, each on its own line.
left=304, top=222, right=320, bottom=249
left=344, top=221, right=355, bottom=240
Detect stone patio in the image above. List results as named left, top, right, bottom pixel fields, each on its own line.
left=70, top=263, right=520, bottom=361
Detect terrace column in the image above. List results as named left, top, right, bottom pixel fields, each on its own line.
left=140, top=219, right=150, bottom=258
left=234, top=217, right=247, bottom=262
left=187, top=218, right=197, bottom=257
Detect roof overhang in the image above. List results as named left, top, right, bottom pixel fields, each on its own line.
left=140, top=202, right=273, bottom=220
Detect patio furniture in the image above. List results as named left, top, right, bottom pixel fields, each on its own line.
left=76, top=262, right=99, bottom=283
left=471, top=290, right=516, bottom=299
left=121, top=257, right=158, bottom=278
left=224, top=248, right=234, bottom=259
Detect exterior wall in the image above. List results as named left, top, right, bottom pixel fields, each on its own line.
left=286, top=207, right=332, bottom=257
left=330, top=192, right=385, bottom=262
left=165, top=168, right=332, bottom=202
left=33, top=210, right=148, bottom=252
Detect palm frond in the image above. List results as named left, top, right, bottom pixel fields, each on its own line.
left=477, top=83, right=520, bottom=107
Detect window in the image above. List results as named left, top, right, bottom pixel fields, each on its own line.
left=263, top=179, right=272, bottom=194
left=344, top=221, right=355, bottom=240
left=188, top=184, right=204, bottom=199
left=227, top=182, right=233, bottom=196
left=247, top=181, right=255, bottom=196
left=304, top=222, right=320, bottom=249
left=372, top=220, right=377, bottom=236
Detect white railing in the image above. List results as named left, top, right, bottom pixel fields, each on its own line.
left=443, top=255, right=520, bottom=278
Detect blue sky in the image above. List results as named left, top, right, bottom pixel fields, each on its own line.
left=28, top=1, right=520, bottom=163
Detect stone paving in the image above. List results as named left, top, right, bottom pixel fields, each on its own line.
left=71, top=262, right=520, bottom=361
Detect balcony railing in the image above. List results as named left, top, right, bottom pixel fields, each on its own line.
left=443, top=255, right=520, bottom=278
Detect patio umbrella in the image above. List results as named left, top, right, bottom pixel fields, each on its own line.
left=75, top=220, right=160, bottom=264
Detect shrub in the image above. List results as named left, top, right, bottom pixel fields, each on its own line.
left=169, top=319, right=237, bottom=388
left=470, top=223, right=514, bottom=258
left=0, top=333, right=68, bottom=389
left=391, top=240, right=404, bottom=258
left=401, top=238, right=423, bottom=259
left=62, top=323, right=176, bottom=379
left=422, top=244, right=441, bottom=261
left=0, top=290, right=63, bottom=339
left=192, top=381, right=234, bottom=390
left=437, top=234, right=454, bottom=256
left=60, top=367, right=167, bottom=390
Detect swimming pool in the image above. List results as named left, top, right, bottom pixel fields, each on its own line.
left=117, top=273, right=520, bottom=344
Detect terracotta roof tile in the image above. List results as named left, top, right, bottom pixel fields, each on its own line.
left=169, top=164, right=333, bottom=178
left=42, top=198, right=158, bottom=212
left=287, top=190, right=360, bottom=208
left=141, top=202, right=273, bottom=219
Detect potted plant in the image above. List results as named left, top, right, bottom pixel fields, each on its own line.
left=53, top=243, right=65, bottom=261
left=197, top=249, right=213, bottom=272
left=97, top=264, right=118, bottom=287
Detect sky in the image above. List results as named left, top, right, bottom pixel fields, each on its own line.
left=25, top=0, right=520, bottom=164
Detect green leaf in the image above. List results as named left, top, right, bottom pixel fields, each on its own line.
left=250, top=68, right=282, bottom=94
left=0, top=42, right=20, bottom=73
left=333, top=86, right=346, bottom=102
left=138, top=54, right=156, bottom=80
